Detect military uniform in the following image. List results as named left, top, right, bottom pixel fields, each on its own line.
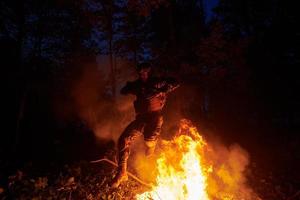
left=111, top=77, right=179, bottom=187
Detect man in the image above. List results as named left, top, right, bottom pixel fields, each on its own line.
left=111, top=62, right=179, bottom=188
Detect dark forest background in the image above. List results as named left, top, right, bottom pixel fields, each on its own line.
left=1, top=0, right=300, bottom=190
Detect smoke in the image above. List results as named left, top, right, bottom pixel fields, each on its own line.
left=205, top=141, right=255, bottom=199
left=55, top=59, right=136, bottom=143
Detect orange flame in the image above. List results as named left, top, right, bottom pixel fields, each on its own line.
left=136, top=120, right=211, bottom=200
left=136, top=119, right=257, bottom=200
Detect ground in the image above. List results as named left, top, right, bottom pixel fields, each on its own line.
left=0, top=128, right=299, bottom=200
left=0, top=151, right=299, bottom=200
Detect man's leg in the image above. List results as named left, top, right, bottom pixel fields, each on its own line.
left=111, top=119, right=143, bottom=188
left=144, top=114, right=163, bottom=157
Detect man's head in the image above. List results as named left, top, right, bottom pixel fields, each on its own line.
left=137, top=62, right=151, bottom=82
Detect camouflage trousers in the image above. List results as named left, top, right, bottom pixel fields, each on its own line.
left=117, top=111, right=163, bottom=169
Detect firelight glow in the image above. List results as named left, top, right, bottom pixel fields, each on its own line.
left=136, top=120, right=211, bottom=200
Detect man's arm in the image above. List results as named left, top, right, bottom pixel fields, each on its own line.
left=145, top=77, right=179, bottom=100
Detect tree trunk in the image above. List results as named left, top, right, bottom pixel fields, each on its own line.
left=15, top=2, right=26, bottom=152
left=108, top=1, right=116, bottom=101
left=109, top=24, right=116, bottom=101
left=167, top=4, right=175, bottom=46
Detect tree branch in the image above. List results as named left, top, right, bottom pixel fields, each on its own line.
left=90, top=158, right=153, bottom=188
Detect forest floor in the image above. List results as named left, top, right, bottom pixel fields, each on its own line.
left=0, top=148, right=299, bottom=200
left=0, top=130, right=299, bottom=200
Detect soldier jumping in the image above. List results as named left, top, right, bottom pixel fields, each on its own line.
left=111, top=62, right=179, bottom=188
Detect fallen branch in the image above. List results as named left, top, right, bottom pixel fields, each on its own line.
left=90, top=158, right=153, bottom=188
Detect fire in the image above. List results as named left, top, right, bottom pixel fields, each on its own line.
left=136, top=119, right=211, bottom=200
left=135, top=119, right=257, bottom=200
